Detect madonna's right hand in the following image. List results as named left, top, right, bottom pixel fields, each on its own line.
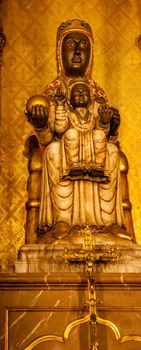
left=25, top=105, right=48, bottom=129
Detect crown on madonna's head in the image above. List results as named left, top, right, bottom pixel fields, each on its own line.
left=57, top=19, right=93, bottom=41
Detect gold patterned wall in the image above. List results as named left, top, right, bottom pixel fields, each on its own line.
left=1, top=0, right=141, bottom=271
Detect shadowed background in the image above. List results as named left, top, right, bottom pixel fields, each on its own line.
left=1, top=0, right=141, bottom=270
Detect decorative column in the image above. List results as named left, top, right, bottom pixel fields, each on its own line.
left=0, top=1, right=6, bottom=274
left=0, top=0, right=6, bottom=124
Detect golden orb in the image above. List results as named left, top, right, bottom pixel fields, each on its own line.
left=26, top=95, right=50, bottom=113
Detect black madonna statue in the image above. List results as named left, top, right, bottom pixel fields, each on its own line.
left=25, top=19, right=135, bottom=244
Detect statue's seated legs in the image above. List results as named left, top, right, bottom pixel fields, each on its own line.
left=25, top=136, right=135, bottom=244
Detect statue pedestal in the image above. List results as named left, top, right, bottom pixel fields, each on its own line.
left=14, top=241, right=141, bottom=273
left=1, top=270, right=141, bottom=349
left=1, top=240, right=141, bottom=350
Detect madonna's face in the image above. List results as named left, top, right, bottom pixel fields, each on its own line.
left=62, top=32, right=90, bottom=77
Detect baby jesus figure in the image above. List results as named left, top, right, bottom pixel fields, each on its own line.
left=58, top=80, right=111, bottom=182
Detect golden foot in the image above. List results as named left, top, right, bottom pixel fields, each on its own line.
left=109, top=224, right=132, bottom=241
left=51, top=222, right=71, bottom=240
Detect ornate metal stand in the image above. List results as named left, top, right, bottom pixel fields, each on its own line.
left=62, top=227, right=119, bottom=350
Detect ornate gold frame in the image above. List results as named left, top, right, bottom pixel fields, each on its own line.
left=23, top=313, right=141, bottom=350
left=4, top=306, right=141, bottom=350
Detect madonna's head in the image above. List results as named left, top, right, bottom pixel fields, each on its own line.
left=56, top=19, right=94, bottom=78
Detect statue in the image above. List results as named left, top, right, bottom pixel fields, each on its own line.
left=25, top=19, right=135, bottom=244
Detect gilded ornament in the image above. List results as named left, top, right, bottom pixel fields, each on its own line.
left=26, top=95, right=50, bottom=114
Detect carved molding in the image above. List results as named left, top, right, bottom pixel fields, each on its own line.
left=2, top=273, right=141, bottom=289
